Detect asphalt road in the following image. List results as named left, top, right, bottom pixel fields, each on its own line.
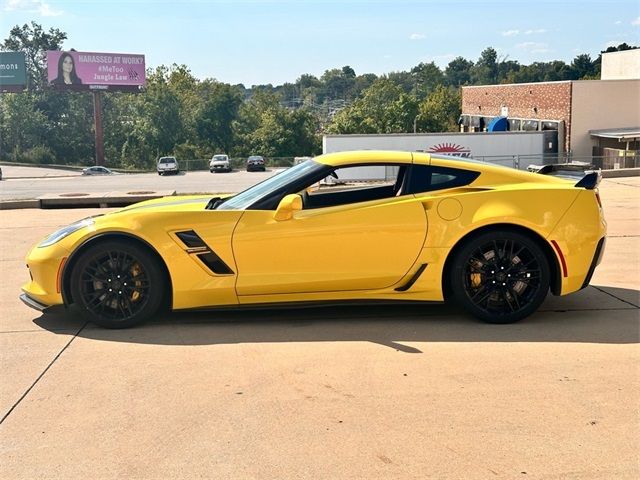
left=0, top=165, right=283, bottom=200
left=0, top=177, right=638, bottom=479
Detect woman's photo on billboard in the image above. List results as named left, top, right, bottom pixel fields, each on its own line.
left=50, top=52, right=82, bottom=85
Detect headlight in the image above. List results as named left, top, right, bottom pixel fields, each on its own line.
left=38, top=218, right=95, bottom=248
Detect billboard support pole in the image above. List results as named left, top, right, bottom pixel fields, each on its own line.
left=92, top=91, right=105, bottom=166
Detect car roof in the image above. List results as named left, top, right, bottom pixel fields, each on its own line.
left=315, top=150, right=413, bottom=166
left=313, top=150, right=571, bottom=186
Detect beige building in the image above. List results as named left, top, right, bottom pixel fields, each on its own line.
left=601, top=49, right=640, bottom=80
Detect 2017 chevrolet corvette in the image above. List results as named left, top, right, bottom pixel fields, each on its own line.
left=21, top=151, right=606, bottom=328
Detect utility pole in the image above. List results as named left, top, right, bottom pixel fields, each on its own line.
left=92, top=91, right=105, bottom=166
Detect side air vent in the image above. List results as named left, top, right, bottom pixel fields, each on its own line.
left=175, top=229, right=235, bottom=275
left=176, top=230, right=207, bottom=248
left=197, top=252, right=234, bottom=275
left=395, top=264, right=428, bottom=292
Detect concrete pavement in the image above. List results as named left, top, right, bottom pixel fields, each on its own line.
left=0, top=179, right=638, bottom=479
left=0, top=165, right=283, bottom=201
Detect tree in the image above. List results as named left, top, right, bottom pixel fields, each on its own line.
left=445, top=57, right=473, bottom=87
left=570, top=54, right=597, bottom=79
left=321, top=67, right=356, bottom=101
left=472, top=47, right=499, bottom=85
left=416, top=85, right=461, bottom=133
left=410, top=61, right=445, bottom=99
left=1, top=22, right=67, bottom=91
left=194, top=80, right=244, bottom=154
left=327, top=79, right=417, bottom=134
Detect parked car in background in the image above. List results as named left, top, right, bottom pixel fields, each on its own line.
left=82, top=166, right=113, bottom=175
left=157, top=156, right=179, bottom=175
left=246, top=155, right=266, bottom=172
left=210, top=154, right=231, bottom=173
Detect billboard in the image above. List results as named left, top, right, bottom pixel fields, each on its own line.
left=46, top=50, right=145, bottom=91
left=0, top=51, right=27, bottom=93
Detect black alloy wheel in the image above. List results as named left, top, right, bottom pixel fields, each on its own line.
left=450, top=230, right=550, bottom=323
left=70, top=240, right=164, bottom=328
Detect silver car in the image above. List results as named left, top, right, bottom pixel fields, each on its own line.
left=209, top=154, right=231, bottom=173
left=157, top=156, right=179, bottom=175
left=82, top=166, right=113, bottom=175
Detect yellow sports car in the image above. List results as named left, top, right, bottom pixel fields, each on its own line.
left=21, top=151, right=606, bottom=328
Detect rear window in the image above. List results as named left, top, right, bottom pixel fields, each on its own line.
left=407, top=165, right=480, bottom=194
left=160, top=157, right=175, bottom=163
left=213, top=155, right=228, bottom=161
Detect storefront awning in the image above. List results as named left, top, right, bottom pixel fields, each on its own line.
left=589, top=128, right=640, bottom=141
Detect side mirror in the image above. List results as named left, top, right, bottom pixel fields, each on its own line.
left=274, top=194, right=303, bottom=221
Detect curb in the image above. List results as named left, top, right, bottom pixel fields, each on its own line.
left=601, top=168, right=640, bottom=178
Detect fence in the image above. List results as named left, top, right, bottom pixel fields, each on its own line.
left=180, top=157, right=296, bottom=172
left=470, top=153, right=640, bottom=171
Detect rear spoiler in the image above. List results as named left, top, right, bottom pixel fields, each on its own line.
left=527, top=163, right=602, bottom=190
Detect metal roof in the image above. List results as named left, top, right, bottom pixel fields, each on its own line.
left=589, top=127, right=640, bottom=141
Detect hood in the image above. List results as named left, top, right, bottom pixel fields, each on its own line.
left=116, top=195, right=213, bottom=213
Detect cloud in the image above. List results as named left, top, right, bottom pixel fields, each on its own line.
left=632, top=16, right=640, bottom=26
left=516, top=41, right=550, bottom=53
left=524, top=29, right=546, bottom=35
left=502, top=29, right=519, bottom=37
left=421, top=53, right=456, bottom=67
left=3, top=0, right=62, bottom=16
left=615, top=20, right=622, bottom=25
left=410, top=33, right=426, bottom=40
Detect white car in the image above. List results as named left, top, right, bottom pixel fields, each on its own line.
left=82, top=166, right=113, bottom=175
left=157, top=156, right=179, bottom=175
left=209, top=154, right=231, bottom=173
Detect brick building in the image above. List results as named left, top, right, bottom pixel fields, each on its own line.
left=460, top=76, right=639, bottom=165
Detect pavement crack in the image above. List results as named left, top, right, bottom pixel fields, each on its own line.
left=604, top=180, right=640, bottom=188
left=592, top=286, right=640, bottom=309
left=0, top=320, right=88, bottom=425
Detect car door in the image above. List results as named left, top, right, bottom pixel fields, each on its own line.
left=231, top=165, right=428, bottom=296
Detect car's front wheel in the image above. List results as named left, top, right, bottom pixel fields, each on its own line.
left=449, top=230, right=550, bottom=324
left=69, top=239, right=165, bottom=328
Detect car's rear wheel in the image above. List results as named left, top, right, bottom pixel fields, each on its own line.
left=450, top=230, right=550, bottom=324
left=70, top=240, right=164, bottom=328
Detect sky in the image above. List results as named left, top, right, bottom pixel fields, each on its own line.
left=2, top=0, right=639, bottom=86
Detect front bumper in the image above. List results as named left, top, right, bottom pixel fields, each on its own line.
left=211, top=164, right=230, bottom=171
left=20, top=293, right=53, bottom=312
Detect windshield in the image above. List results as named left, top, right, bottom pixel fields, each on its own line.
left=217, top=160, right=323, bottom=211
left=213, top=155, right=228, bottom=161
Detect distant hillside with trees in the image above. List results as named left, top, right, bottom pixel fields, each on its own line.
left=1, top=22, right=636, bottom=168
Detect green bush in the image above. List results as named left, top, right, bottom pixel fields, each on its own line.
left=11, top=145, right=56, bottom=165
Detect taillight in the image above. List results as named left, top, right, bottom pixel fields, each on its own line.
left=595, top=191, right=602, bottom=209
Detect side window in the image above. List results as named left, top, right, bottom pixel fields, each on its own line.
left=303, top=163, right=406, bottom=209
left=407, top=165, right=480, bottom=194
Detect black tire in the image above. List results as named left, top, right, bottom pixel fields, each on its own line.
left=449, top=230, right=550, bottom=324
left=70, top=239, right=165, bottom=328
